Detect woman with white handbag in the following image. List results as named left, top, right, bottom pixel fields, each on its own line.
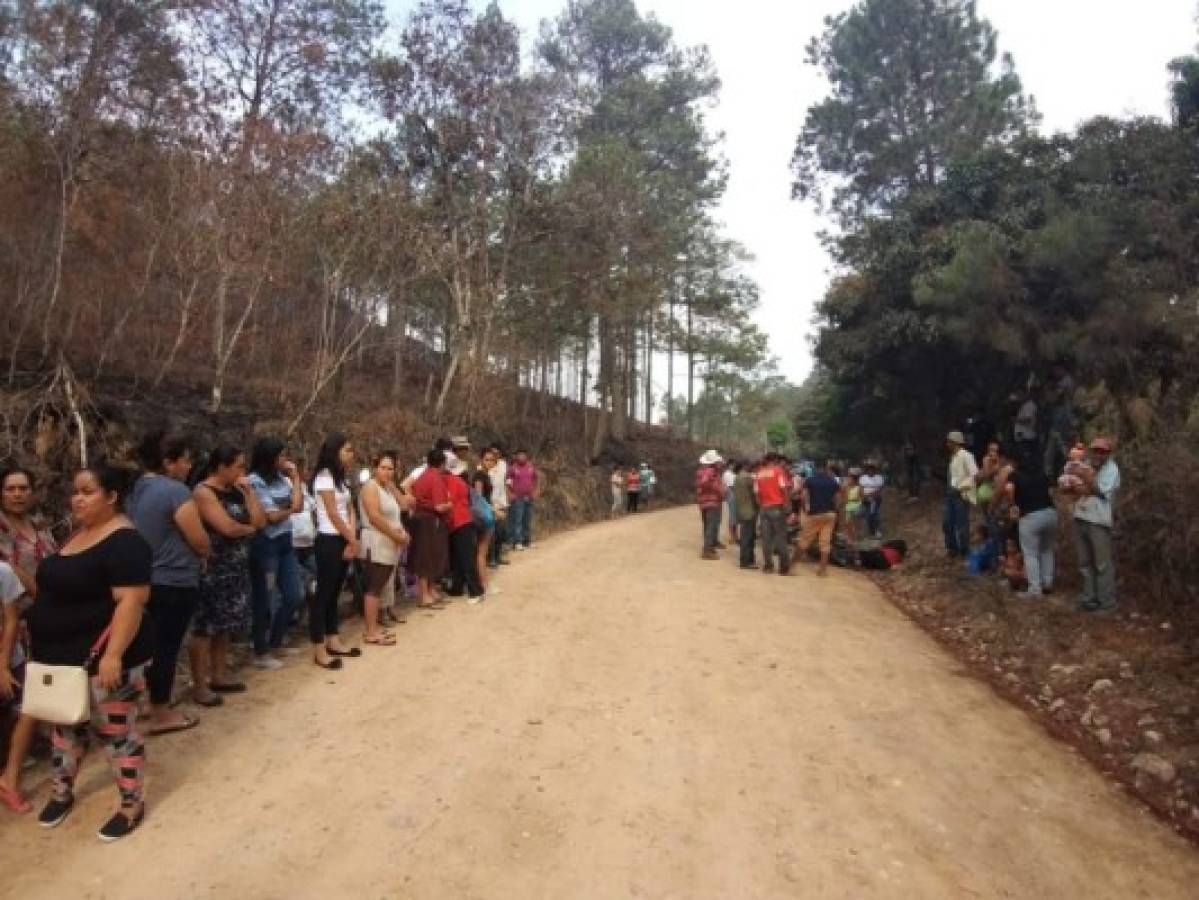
left=23, top=462, right=154, bottom=842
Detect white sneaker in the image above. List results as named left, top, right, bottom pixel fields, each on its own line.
left=467, top=595, right=485, bottom=605
left=252, top=655, right=284, bottom=670
left=513, top=545, right=526, bottom=552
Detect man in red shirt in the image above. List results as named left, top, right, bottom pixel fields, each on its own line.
left=696, top=450, right=725, bottom=559
left=754, top=453, right=793, bottom=574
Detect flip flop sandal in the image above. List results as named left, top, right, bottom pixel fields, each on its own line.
left=209, top=682, right=247, bottom=693
left=0, top=784, right=32, bottom=814
left=326, top=647, right=362, bottom=658
left=314, top=657, right=343, bottom=670
left=147, top=715, right=199, bottom=737
left=363, top=634, right=397, bottom=646
left=192, top=692, right=224, bottom=708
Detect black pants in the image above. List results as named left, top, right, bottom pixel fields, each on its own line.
left=448, top=525, right=483, bottom=598
left=738, top=517, right=757, bottom=567
left=311, top=533, right=348, bottom=643
left=146, top=584, right=198, bottom=705
left=488, top=515, right=508, bottom=566
left=626, top=491, right=641, bottom=513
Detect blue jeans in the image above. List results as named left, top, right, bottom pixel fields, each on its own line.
left=510, top=497, right=534, bottom=547
left=489, top=514, right=508, bottom=565
left=864, top=495, right=882, bottom=537
left=943, top=493, right=971, bottom=556
left=249, top=531, right=305, bottom=655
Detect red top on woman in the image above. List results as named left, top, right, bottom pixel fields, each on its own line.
left=444, top=472, right=474, bottom=532
left=411, top=467, right=448, bottom=515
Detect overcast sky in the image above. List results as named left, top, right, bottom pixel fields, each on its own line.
left=388, top=0, right=1199, bottom=389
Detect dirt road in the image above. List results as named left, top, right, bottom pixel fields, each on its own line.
left=3, top=506, right=1198, bottom=899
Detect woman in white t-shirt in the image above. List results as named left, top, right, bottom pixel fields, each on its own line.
left=309, top=434, right=359, bottom=670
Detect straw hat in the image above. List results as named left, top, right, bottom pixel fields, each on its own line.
left=698, top=449, right=723, bottom=466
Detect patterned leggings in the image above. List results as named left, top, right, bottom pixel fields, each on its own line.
left=51, top=665, right=147, bottom=807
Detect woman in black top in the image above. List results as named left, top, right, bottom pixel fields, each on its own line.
left=996, top=450, right=1059, bottom=599
left=26, top=463, right=153, bottom=841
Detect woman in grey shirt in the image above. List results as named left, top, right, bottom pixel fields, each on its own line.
left=127, top=431, right=210, bottom=735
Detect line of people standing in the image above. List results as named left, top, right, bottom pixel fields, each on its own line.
left=942, top=429, right=1121, bottom=613
left=0, top=434, right=542, bottom=840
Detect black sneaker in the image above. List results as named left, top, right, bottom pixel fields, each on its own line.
left=38, top=797, right=74, bottom=829
left=98, top=807, right=144, bottom=842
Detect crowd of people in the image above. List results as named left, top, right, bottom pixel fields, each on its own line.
left=692, top=383, right=1120, bottom=617
left=608, top=462, right=656, bottom=516
left=945, top=429, right=1120, bottom=613
left=0, top=433, right=541, bottom=840
left=693, top=450, right=898, bottom=578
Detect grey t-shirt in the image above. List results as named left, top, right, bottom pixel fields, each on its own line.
left=127, top=474, right=200, bottom=588
left=1, top=561, right=23, bottom=668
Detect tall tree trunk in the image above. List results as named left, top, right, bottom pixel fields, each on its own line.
left=686, top=288, right=695, bottom=440
left=645, top=310, right=654, bottom=426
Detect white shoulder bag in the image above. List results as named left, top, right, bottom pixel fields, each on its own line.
left=22, top=626, right=111, bottom=726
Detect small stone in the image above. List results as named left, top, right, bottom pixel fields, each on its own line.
left=1144, top=730, right=1163, bottom=745
left=1137, top=715, right=1157, bottom=727
left=1089, top=678, right=1114, bottom=694
left=1095, top=728, right=1113, bottom=746
left=527, top=718, right=543, bottom=726
left=1161, top=622, right=1173, bottom=631
left=1081, top=707, right=1095, bottom=727
left=1130, top=753, right=1176, bottom=784
left=1004, top=673, right=1020, bottom=684
left=1049, top=698, right=1066, bottom=713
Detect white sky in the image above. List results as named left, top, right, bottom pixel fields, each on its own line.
left=388, top=0, right=1199, bottom=387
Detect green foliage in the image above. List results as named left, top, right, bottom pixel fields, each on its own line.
left=793, top=0, right=1034, bottom=225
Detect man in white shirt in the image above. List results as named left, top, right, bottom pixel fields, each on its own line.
left=944, top=431, right=978, bottom=558
left=1071, top=437, right=1120, bottom=613
left=859, top=462, right=885, bottom=538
